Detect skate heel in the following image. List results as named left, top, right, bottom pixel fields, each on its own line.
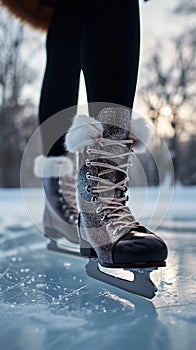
left=78, top=214, right=97, bottom=258
left=44, top=226, right=64, bottom=240
left=79, top=237, right=97, bottom=258
left=78, top=229, right=97, bottom=258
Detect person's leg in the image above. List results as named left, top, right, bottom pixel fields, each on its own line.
left=36, top=0, right=88, bottom=245
left=81, top=0, right=140, bottom=116
left=39, top=0, right=85, bottom=156
left=69, top=0, right=167, bottom=280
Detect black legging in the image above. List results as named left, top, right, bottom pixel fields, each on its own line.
left=39, top=0, right=140, bottom=156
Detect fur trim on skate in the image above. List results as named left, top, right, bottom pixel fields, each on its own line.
left=34, top=155, right=73, bottom=178
left=131, top=115, right=152, bottom=153
left=65, top=114, right=104, bottom=152
left=65, top=113, right=152, bottom=153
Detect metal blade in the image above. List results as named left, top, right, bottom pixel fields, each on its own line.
left=86, top=259, right=158, bottom=299
left=47, top=239, right=80, bottom=257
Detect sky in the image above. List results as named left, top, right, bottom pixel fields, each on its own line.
left=140, top=0, right=182, bottom=50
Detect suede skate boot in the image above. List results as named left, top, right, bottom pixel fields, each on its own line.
left=34, top=153, right=79, bottom=247
left=65, top=108, right=168, bottom=268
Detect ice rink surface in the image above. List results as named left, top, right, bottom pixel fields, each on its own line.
left=0, top=187, right=195, bottom=350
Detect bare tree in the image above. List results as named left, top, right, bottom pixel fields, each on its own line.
left=0, top=9, right=40, bottom=187
left=174, top=0, right=196, bottom=16
left=141, top=31, right=195, bottom=116
left=139, top=17, right=196, bottom=182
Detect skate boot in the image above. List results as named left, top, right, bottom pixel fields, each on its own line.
left=34, top=153, right=79, bottom=253
left=65, top=108, right=168, bottom=298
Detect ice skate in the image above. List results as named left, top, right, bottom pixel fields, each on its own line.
left=34, top=153, right=79, bottom=253
left=65, top=107, right=168, bottom=299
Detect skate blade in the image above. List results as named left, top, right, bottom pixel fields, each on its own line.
left=47, top=239, right=80, bottom=257
left=86, top=259, right=158, bottom=299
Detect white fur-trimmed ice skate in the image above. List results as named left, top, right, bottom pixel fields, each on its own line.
left=65, top=107, right=168, bottom=299
left=34, top=153, right=79, bottom=253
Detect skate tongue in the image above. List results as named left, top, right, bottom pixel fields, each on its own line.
left=97, top=108, right=131, bottom=140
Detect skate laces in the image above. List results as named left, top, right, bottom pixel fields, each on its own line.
left=86, top=138, right=140, bottom=235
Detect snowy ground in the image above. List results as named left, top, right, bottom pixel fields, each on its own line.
left=0, top=186, right=195, bottom=350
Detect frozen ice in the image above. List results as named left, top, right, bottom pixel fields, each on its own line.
left=0, top=187, right=195, bottom=350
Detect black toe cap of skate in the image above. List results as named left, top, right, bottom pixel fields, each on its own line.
left=113, top=232, right=168, bottom=265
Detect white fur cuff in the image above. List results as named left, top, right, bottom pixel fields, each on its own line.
left=65, top=114, right=103, bottom=152
left=34, top=155, right=73, bottom=178
left=65, top=113, right=152, bottom=153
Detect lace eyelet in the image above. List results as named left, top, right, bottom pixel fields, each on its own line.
left=96, top=206, right=102, bottom=214
left=113, top=228, right=119, bottom=236
left=85, top=159, right=91, bottom=167
left=86, top=146, right=92, bottom=154
left=85, top=185, right=92, bottom=193
left=106, top=222, right=113, bottom=230
left=86, top=172, right=91, bottom=180
left=58, top=188, right=62, bottom=194
left=91, top=195, right=98, bottom=203
left=64, top=208, right=71, bottom=215
left=100, top=213, right=106, bottom=221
